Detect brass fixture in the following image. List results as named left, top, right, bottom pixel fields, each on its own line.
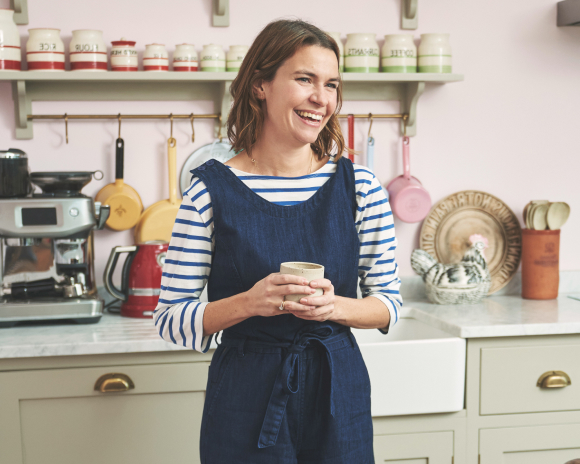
left=94, top=373, right=135, bottom=393
left=536, top=370, right=572, bottom=389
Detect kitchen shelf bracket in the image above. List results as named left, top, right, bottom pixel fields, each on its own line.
left=401, top=0, right=418, bottom=30
left=212, top=0, right=230, bottom=27
left=9, top=0, right=29, bottom=25
left=401, top=81, right=424, bottom=136
left=12, top=81, right=32, bottom=139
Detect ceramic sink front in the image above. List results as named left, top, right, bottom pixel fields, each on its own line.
left=351, top=317, right=466, bottom=417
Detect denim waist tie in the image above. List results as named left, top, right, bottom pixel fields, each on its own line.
left=222, top=325, right=353, bottom=449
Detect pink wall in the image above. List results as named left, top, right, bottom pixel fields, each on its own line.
left=1, top=0, right=579, bottom=286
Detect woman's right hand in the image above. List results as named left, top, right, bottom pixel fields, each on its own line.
left=246, top=272, right=317, bottom=317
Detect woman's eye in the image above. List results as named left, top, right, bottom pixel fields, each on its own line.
left=326, top=83, right=338, bottom=89
left=297, top=77, right=310, bottom=83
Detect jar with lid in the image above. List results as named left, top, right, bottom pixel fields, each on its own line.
left=173, top=44, right=198, bottom=71
left=0, top=148, right=32, bottom=198
left=325, top=32, right=344, bottom=72
left=226, top=45, right=248, bottom=72
left=344, top=33, right=379, bottom=73
left=70, top=30, right=107, bottom=71
left=26, top=28, right=65, bottom=71
left=144, top=43, right=168, bottom=71
left=418, top=33, right=452, bottom=73
left=200, top=44, right=225, bottom=72
left=382, top=34, right=416, bottom=73
left=0, top=9, right=21, bottom=71
left=111, top=38, right=138, bottom=71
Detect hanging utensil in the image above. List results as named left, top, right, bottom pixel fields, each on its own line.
left=134, top=137, right=181, bottom=243
left=95, top=115, right=143, bottom=231
left=347, top=113, right=354, bottom=162
left=365, top=114, right=389, bottom=199
left=386, top=134, right=431, bottom=223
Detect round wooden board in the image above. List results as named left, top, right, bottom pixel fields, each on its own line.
left=419, top=190, right=522, bottom=294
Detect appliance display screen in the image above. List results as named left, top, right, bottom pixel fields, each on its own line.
left=22, top=208, right=57, bottom=226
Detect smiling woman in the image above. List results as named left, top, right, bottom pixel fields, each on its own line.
left=153, top=19, right=402, bottom=464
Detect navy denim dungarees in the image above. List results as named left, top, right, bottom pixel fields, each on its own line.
left=192, top=156, right=374, bottom=464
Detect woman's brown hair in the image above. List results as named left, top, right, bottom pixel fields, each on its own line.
left=227, top=19, right=345, bottom=161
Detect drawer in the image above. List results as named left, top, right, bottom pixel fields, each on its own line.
left=480, top=344, right=580, bottom=415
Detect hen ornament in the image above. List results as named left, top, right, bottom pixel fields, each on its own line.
left=411, top=234, right=492, bottom=304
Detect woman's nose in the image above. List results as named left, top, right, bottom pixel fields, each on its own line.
left=309, top=85, right=329, bottom=107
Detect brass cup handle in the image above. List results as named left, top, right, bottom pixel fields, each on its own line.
left=536, top=370, right=572, bottom=389
left=94, top=373, right=135, bottom=393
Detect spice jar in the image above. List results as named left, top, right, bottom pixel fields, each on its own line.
left=111, top=38, right=138, bottom=71
left=0, top=9, right=21, bottom=71
left=344, top=33, right=379, bottom=73
left=144, top=43, right=168, bottom=71
left=26, top=28, right=65, bottom=71
left=382, top=34, right=416, bottom=73
left=200, top=44, right=225, bottom=72
left=70, top=30, right=107, bottom=71
left=226, top=45, right=248, bottom=72
left=173, top=43, right=198, bottom=71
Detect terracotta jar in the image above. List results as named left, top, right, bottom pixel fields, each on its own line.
left=521, top=229, right=560, bottom=300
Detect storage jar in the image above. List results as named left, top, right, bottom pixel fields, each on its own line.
left=173, top=43, right=198, bottom=71
left=325, top=32, right=344, bottom=72
left=200, top=44, right=225, bottom=72
left=70, top=30, right=107, bottom=71
left=143, top=43, right=168, bottom=71
left=226, top=45, right=248, bottom=72
left=0, top=9, right=21, bottom=71
left=418, top=33, right=452, bottom=73
left=344, top=33, right=379, bottom=73
left=521, top=229, right=560, bottom=300
left=111, top=37, right=138, bottom=71
left=26, top=28, right=65, bottom=71
left=382, top=34, right=416, bottom=73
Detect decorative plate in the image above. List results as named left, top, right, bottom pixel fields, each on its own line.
left=419, top=190, right=522, bottom=294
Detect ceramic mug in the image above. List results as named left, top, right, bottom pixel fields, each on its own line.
left=382, top=34, right=416, bottom=73
left=344, top=33, right=379, bottom=73
left=70, top=30, right=107, bottom=71
left=280, top=262, right=324, bottom=303
left=111, top=38, right=138, bottom=71
left=0, top=9, right=21, bottom=71
left=173, top=43, right=198, bottom=71
left=386, top=136, right=431, bottom=223
left=143, top=43, right=168, bottom=71
left=226, top=45, right=248, bottom=72
left=200, top=44, right=225, bottom=71
left=26, top=28, right=65, bottom=71
left=325, top=32, right=344, bottom=72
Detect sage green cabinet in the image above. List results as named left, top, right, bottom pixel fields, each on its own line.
left=0, top=356, right=209, bottom=464
left=479, top=423, right=580, bottom=464
left=373, top=431, right=455, bottom=463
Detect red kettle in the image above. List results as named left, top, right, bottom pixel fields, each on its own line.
left=103, top=241, right=168, bottom=318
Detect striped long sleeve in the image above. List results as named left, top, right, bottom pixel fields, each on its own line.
left=153, top=156, right=402, bottom=352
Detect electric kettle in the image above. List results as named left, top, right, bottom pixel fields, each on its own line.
left=103, top=241, right=168, bottom=318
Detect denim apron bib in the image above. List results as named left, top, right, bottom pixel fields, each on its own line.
left=192, top=156, right=374, bottom=463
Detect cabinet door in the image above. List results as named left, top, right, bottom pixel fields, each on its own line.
left=0, top=362, right=209, bottom=464
left=480, top=423, right=580, bottom=464
left=373, top=431, right=454, bottom=463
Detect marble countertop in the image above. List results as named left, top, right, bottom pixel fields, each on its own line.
left=407, top=294, right=580, bottom=338
left=1, top=294, right=579, bottom=359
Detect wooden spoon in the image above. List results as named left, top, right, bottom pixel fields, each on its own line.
left=547, top=202, right=571, bottom=230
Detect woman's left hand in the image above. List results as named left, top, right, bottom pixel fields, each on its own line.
left=284, top=278, right=339, bottom=322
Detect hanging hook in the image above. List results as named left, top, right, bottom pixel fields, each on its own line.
left=118, top=113, right=122, bottom=139
left=190, top=113, right=195, bottom=143
left=169, top=113, right=174, bottom=139
left=367, top=113, right=374, bottom=139
left=64, top=113, right=68, bottom=144
left=217, top=114, right=223, bottom=142
left=402, top=114, right=408, bottom=137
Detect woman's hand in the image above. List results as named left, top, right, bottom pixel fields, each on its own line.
left=285, top=278, right=339, bottom=322
left=245, top=272, right=318, bottom=318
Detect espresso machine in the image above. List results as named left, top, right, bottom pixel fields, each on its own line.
left=0, top=170, right=110, bottom=328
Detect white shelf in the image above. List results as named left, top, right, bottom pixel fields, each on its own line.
left=0, top=71, right=464, bottom=139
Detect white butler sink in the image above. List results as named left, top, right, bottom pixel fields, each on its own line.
left=352, top=317, right=466, bottom=417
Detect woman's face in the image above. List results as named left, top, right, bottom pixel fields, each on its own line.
left=258, top=45, right=339, bottom=147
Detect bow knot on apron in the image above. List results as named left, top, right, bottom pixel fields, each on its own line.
left=258, top=324, right=346, bottom=449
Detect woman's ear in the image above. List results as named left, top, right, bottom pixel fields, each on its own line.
left=252, top=78, right=266, bottom=100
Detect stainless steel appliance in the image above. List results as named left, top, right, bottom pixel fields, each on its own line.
left=0, top=173, right=110, bottom=328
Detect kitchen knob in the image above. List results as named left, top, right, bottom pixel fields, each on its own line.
left=536, top=370, right=571, bottom=389
left=69, top=207, right=79, bottom=217
left=94, top=373, right=135, bottom=393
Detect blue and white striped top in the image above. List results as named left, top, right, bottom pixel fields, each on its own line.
left=153, top=154, right=402, bottom=353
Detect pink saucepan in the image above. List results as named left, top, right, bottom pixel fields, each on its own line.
left=386, top=136, right=431, bottom=223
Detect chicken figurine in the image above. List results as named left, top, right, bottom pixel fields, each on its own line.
left=411, top=234, right=492, bottom=304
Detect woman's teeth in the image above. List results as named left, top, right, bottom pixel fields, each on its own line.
left=296, top=111, right=323, bottom=121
